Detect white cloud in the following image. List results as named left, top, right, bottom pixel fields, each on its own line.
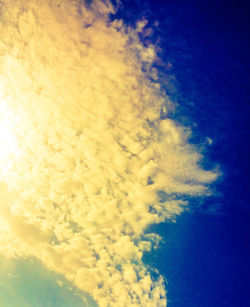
left=0, top=0, right=218, bottom=306
left=57, top=280, right=63, bottom=287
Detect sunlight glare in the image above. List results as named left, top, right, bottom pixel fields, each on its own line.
left=0, top=102, right=20, bottom=166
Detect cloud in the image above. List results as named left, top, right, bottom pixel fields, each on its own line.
left=0, top=0, right=218, bottom=306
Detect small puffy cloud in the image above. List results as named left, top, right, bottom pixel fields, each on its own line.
left=56, top=280, right=63, bottom=287
left=0, top=0, right=218, bottom=306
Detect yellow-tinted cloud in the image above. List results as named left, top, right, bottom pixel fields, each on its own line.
left=0, top=1, right=218, bottom=306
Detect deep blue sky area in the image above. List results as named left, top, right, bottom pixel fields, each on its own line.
left=119, top=0, right=250, bottom=306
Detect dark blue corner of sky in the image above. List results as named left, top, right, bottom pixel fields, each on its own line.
left=115, top=0, right=250, bottom=306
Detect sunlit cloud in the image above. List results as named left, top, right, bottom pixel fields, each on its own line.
left=0, top=1, right=218, bottom=306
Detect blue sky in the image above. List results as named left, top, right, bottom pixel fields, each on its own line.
left=140, top=0, right=250, bottom=306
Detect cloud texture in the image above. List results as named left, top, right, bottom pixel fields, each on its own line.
left=0, top=1, right=217, bottom=306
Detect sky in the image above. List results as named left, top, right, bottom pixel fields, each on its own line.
left=0, top=0, right=249, bottom=306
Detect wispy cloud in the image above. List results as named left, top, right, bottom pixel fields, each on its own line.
left=0, top=1, right=218, bottom=306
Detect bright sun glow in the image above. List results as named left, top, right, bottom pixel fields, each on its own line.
left=0, top=103, right=20, bottom=163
